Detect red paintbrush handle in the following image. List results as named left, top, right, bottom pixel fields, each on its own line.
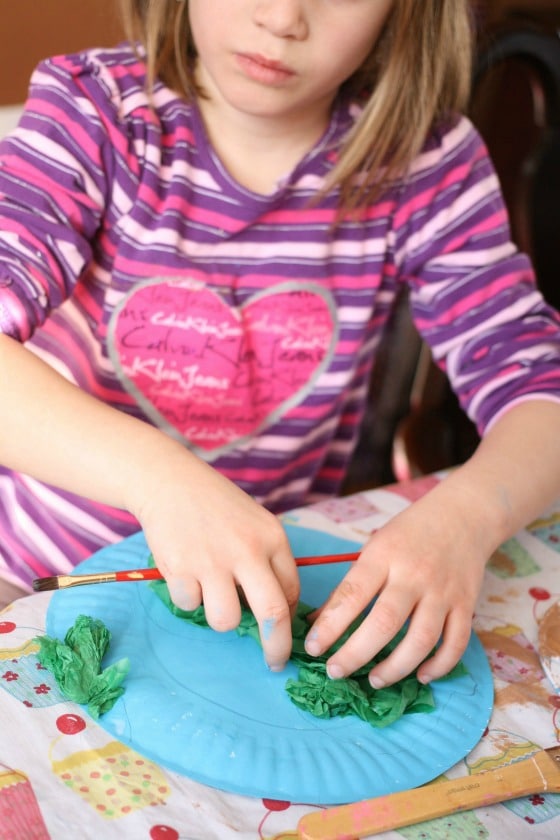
left=295, top=551, right=360, bottom=566
left=114, top=568, right=165, bottom=582
left=114, top=553, right=360, bottom=581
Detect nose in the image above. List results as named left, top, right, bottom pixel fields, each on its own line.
left=253, top=0, right=308, bottom=40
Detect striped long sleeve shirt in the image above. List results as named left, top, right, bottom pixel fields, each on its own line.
left=0, top=46, right=559, bottom=588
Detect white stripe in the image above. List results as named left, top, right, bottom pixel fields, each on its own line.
left=0, top=476, right=73, bottom=573
left=395, top=174, right=501, bottom=264
left=434, top=291, right=545, bottom=359
left=22, top=475, right=128, bottom=543
left=409, top=117, right=474, bottom=175
left=13, top=127, right=104, bottom=206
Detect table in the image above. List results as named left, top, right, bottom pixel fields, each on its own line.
left=1, top=472, right=559, bottom=840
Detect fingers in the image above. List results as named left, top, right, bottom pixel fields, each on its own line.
left=305, top=561, right=474, bottom=686
left=415, top=607, right=473, bottom=684
left=199, top=569, right=242, bottom=632
left=160, top=542, right=299, bottom=673
left=348, top=596, right=447, bottom=687
left=270, top=547, right=301, bottom=620
left=320, top=587, right=421, bottom=682
left=240, top=548, right=300, bottom=671
left=304, top=562, right=386, bottom=661
left=323, top=595, right=470, bottom=687
left=165, top=574, right=203, bottom=612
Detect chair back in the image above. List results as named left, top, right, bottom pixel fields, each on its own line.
left=472, top=25, right=560, bottom=308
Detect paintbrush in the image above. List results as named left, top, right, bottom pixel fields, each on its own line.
left=32, top=550, right=361, bottom=592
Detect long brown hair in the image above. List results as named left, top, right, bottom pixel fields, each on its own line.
left=118, top=1, right=474, bottom=210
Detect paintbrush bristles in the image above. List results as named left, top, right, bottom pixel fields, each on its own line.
left=33, top=575, right=73, bottom=592
left=32, top=572, right=118, bottom=591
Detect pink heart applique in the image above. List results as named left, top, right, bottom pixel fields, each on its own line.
left=108, top=278, right=336, bottom=458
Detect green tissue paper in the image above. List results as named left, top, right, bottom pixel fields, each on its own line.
left=34, top=614, right=130, bottom=719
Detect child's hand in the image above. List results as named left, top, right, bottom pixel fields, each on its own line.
left=304, top=483, right=490, bottom=686
left=131, top=451, right=300, bottom=673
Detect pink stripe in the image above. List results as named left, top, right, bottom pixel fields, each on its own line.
left=261, top=197, right=396, bottom=224
left=71, top=282, right=107, bottom=327
left=3, top=155, right=99, bottom=226
left=161, top=126, right=196, bottom=147
left=110, top=62, right=148, bottom=82
left=441, top=209, right=508, bottom=253
left=224, top=446, right=326, bottom=483
left=262, top=206, right=348, bottom=225
left=394, top=161, right=474, bottom=225
left=317, top=465, right=346, bottom=482
left=415, top=271, right=524, bottom=328
left=137, top=184, right=246, bottom=234
left=25, top=97, right=105, bottom=165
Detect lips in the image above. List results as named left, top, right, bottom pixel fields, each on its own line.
left=236, top=52, right=295, bottom=84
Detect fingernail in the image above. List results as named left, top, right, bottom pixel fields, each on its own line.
left=418, top=673, right=432, bottom=685
left=369, top=675, right=386, bottom=689
left=305, top=639, right=321, bottom=657
left=327, top=663, right=344, bottom=680
left=267, top=661, right=286, bottom=673
left=167, top=580, right=197, bottom=612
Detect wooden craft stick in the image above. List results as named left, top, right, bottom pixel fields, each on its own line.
left=298, top=746, right=560, bottom=839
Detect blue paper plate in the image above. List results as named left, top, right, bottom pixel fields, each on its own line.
left=46, top=528, right=493, bottom=804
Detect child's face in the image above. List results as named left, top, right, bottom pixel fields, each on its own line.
left=189, top=0, right=394, bottom=127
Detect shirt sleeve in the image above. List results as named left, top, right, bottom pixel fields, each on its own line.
left=394, top=116, right=560, bottom=435
left=0, top=54, right=117, bottom=341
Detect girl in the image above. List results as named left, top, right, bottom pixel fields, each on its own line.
left=0, top=0, right=559, bottom=690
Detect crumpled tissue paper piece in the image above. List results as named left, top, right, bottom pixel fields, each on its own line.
left=34, top=614, right=129, bottom=719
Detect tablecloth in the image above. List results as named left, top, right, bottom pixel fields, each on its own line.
left=1, top=472, right=559, bottom=839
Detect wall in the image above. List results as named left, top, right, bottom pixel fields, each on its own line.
left=4, top=2, right=560, bottom=106
left=0, top=0, right=122, bottom=105
left=480, top=0, right=560, bottom=23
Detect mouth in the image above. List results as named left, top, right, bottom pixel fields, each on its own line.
left=236, top=53, right=296, bottom=85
